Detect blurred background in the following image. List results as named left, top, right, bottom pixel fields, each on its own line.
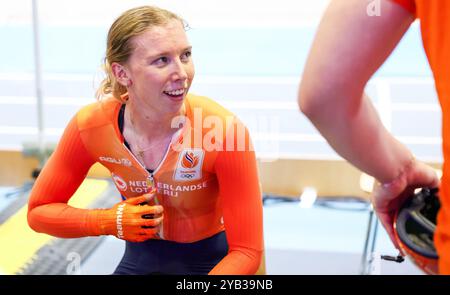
left=0, top=0, right=439, bottom=275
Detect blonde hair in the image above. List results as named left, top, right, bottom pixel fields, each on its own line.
left=96, top=6, right=185, bottom=101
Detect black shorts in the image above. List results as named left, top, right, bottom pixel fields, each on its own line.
left=113, top=231, right=228, bottom=275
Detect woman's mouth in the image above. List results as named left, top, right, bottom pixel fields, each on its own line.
left=163, top=88, right=185, bottom=101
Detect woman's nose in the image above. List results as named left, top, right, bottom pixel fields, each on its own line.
left=171, top=59, right=188, bottom=81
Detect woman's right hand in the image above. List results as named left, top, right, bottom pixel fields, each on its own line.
left=98, top=195, right=163, bottom=242
left=371, top=159, right=439, bottom=252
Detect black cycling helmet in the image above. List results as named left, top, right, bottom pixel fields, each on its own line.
left=393, top=187, right=440, bottom=275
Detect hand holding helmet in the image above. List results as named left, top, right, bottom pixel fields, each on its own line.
left=371, top=159, right=439, bottom=252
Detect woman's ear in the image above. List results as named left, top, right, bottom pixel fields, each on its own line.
left=111, top=62, right=131, bottom=87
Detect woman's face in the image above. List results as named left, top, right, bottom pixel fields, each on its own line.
left=123, top=19, right=194, bottom=116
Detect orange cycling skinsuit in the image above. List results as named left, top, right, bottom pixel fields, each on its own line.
left=27, top=94, right=264, bottom=275
left=391, top=0, right=450, bottom=274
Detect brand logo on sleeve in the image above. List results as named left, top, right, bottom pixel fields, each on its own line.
left=174, top=149, right=204, bottom=181
left=99, top=156, right=132, bottom=167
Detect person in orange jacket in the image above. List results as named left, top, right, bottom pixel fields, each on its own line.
left=27, top=5, right=263, bottom=275
left=299, top=0, right=449, bottom=274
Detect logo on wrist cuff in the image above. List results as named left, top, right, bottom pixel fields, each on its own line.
left=116, top=203, right=126, bottom=238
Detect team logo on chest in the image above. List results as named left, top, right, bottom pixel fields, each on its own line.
left=112, top=173, right=127, bottom=191
left=173, top=149, right=204, bottom=181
